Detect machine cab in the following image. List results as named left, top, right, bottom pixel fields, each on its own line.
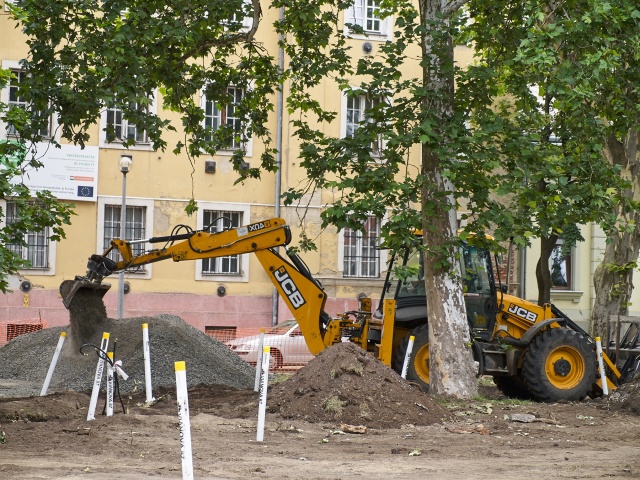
left=381, top=240, right=500, bottom=340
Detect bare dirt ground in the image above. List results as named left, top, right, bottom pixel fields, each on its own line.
left=2, top=357, right=640, bottom=479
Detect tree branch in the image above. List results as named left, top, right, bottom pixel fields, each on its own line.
left=177, top=0, right=262, bottom=62
left=442, top=0, right=471, bottom=17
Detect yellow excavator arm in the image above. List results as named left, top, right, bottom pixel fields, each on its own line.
left=59, top=218, right=331, bottom=354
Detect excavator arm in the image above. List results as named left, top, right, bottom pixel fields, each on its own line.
left=59, top=218, right=329, bottom=354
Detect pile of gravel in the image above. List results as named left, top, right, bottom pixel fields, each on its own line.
left=0, top=314, right=256, bottom=396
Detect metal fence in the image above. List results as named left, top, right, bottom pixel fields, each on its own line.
left=205, top=325, right=313, bottom=372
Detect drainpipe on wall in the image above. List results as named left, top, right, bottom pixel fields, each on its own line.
left=272, top=6, right=285, bottom=327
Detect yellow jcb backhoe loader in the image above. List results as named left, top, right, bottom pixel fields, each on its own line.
left=60, top=217, right=622, bottom=402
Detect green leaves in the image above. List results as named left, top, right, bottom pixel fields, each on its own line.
left=0, top=138, right=75, bottom=292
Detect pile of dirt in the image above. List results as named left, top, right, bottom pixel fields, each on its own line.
left=268, top=342, right=449, bottom=428
left=0, top=314, right=255, bottom=395
left=602, top=375, right=640, bottom=415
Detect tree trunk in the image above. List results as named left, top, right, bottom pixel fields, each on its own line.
left=536, top=233, right=558, bottom=306
left=591, top=130, right=640, bottom=338
left=419, top=0, right=477, bottom=399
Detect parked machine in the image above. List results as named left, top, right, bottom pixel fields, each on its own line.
left=60, top=217, right=621, bottom=402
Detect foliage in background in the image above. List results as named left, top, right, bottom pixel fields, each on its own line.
left=0, top=68, right=75, bottom=293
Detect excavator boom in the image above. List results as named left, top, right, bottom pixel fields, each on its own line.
left=60, top=218, right=330, bottom=354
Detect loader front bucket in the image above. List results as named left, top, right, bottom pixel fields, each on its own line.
left=60, top=277, right=111, bottom=309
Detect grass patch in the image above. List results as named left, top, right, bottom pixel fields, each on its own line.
left=322, top=395, right=347, bottom=416
left=330, top=363, right=364, bottom=379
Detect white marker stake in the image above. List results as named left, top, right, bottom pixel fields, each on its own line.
left=175, top=361, right=194, bottom=480
left=106, top=352, right=114, bottom=417
left=401, top=335, right=416, bottom=379
left=87, top=332, right=110, bottom=421
left=142, top=323, right=155, bottom=402
left=40, top=331, right=66, bottom=396
left=256, top=346, right=270, bottom=442
left=254, top=328, right=266, bottom=392
left=595, top=337, right=609, bottom=396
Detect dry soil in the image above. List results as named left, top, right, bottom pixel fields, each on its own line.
left=1, top=316, right=640, bottom=479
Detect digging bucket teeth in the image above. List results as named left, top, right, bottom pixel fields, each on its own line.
left=60, top=277, right=111, bottom=309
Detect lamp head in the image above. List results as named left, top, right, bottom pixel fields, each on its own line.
left=120, top=155, right=133, bottom=173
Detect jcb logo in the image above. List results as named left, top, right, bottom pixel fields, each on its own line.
left=248, top=220, right=271, bottom=232
left=508, top=304, right=538, bottom=322
left=274, top=267, right=306, bottom=309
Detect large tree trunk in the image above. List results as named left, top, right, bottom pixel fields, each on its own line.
left=419, top=0, right=477, bottom=399
left=591, top=130, right=640, bottom=338
left=536, top=233, right=559, bottom=305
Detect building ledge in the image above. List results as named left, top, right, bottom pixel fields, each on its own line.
left=550, top=290, right=584, bottom=303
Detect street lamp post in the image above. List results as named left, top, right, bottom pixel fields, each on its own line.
left=117, top=154, right=133, bottom=320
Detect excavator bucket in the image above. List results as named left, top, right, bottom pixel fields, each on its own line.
left=59, top=277, right=111, bottom=309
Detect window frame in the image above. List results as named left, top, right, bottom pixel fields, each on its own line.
left=340, top=89, right=388, bottom=160
left=96, top=196, right=154, bottom=279
left=338, top=215, right=384, bottom=279
left=195, top=202, right=250, bottom=282
left=1, top=60, right=58, bottom=141
left=200, top=84, right=253, bottom=156
left=0, top=199, right=57, bottom=276
left=227, top=0, right=255, bottom=30
left=99, top=93, right=158, bottom=150
left=550, top=238, right=573, bottom=291
left=343, top=0, right=393, bottom=40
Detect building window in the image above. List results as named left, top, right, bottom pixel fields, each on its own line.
left=6, top=69, right=52, bottom=138
left=103, top=204, right=147, bottom=272
left=550, top=239, right=572, bottom=290
left=5, top=201, right=50, bottom=269
left=196, top=202, right=250, bottom=282
left=203, top=86, right=245, bottom=150
left=344, top=0, right=391, bottom=38
left=345, top=94, right=385, bottom=157
left=4, top=0, right=17, bottom=12
left=228, top=0, right=254, bottom=29
left=201, top=210, right=243, bottom=275
left=343, top=216, right=381, bottom=278
left=105, top=101, right=149, bottom=144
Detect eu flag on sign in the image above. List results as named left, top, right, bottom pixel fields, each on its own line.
left=77, top=186, right=94, bottom=197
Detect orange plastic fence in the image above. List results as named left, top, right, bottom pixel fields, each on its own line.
left=206, top=325, right=313, bottom=372
left=0, top=319, right=47, bottom=346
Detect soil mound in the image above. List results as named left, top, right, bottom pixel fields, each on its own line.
left=602, top=374, right=640, bottom=415
left=268, top=342, right=448, bottom=428
left=0, top=314, right=255, bottom=395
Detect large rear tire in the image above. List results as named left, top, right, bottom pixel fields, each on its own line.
left=393, top=324, right=430, bottom=391
left=522, top=328, right=597, bottom=402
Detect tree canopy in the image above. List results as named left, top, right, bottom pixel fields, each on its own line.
left=6, top=0, right=640, bottom=396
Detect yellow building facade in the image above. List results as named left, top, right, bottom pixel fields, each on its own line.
left=0, top=2, right=619, bottom=339
left=0, top=2, right=436, bottom=334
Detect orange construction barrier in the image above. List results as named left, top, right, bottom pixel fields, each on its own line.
left=0, top=319, right=47, bottom=346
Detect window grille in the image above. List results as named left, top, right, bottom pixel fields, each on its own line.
left=346, top=95, right=383, bottom=156
left=203, top=86, right=244, bottom=150
left=343, top=216, right=380, bottom=278
left=103, top=205, right=147, bottom=272
left=202, top=210, right=243, bottom=275
left=5, top=201, right=49, bottom=269
left=106, top=101, right=148, bottom=143
left=7, top=69, right=51, bottom=137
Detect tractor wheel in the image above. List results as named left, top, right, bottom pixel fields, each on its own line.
left=492, top=375, right=534, bottom=400
left=522, top=328, right=597, bottom=402
left=393, top=324, right=430, bottom=391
